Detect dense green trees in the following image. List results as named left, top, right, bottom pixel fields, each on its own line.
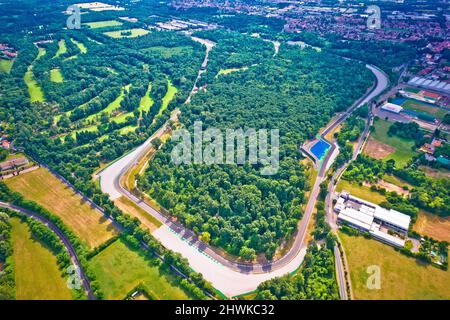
left=139, top=31, right=373, bottom=260
left=0, top=211, right=14, bottom=300
left=343, top=155, right=449, bottom=218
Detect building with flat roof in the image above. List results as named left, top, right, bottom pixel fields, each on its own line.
left=335, top=192, right=411, bottom=248
left=381, top=102, right=403, bottom=114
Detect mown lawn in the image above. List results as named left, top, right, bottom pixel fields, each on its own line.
left=340, top=232, right=450, bottom=300
left=24, top=66, right=45, bottom=102
left=6, top=168, right=118, bottom=249
left=54, top=39, right=67, bottom=58
left=84, top=20, right=123, bottom=29
left=371, top=119, right=417, bottom=167
left=0, top=59, right=13, bottom=73
left=71, top=38, right=87, bottom=54
left=50, top=68, right=64, bottom=83
left=89, top=239, right=191, bottom=300
left=11, top=218, right=73, bottom=300
left=336, top=180, right=387, bottom=205
left=104, top=28, right=149, bottom=39
left=401, top=99, right=447, bottom=120
left=158, top=80, right=178, bottom=117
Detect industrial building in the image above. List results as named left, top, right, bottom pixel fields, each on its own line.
left=335, top=192, right=411, bottom=248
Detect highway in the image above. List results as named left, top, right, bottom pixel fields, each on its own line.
left=99, top=58, right=389, bottom=297
left=0, top=202, right=94, bottom=300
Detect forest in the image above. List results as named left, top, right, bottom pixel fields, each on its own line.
left=139, top=29, right=374, bottom=260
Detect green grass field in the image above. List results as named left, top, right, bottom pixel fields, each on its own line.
left=90, top=239, right=191, bottom=300
left=70, top=38, right=87, bottom=54
left=336, top=180, right=387, bottom=205
left=54, top=39, right=67, bottom=58
left=371, top=119, right=417, bottom=167
left=144, top=46, right=193, bottom=58
left=139, top=83, right=154, bottom=113
left=24, top=66, right=45, bottom=102
left=340, top=232, right=450, bottom=300
left=401, top=99, right=447, bottom=120
left=11, top=218, right=73, bottom=300
left=84, top=84, right=131, bottom=123
left=84, top=20, right=123, bottom=29
left=104, top=28, right=149, bottom=39
left=158, top=80, right=178, bottom=117
left=0, top=59, right=13, bottom=73
left=217, top=67, right=249, bottom=77
left=50, top=68, right=64, bottom=83
left=6, top=168, right=118, bottom=249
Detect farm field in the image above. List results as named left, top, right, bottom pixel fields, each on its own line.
left=339, top=232, right=450, bottom=300
left=336, top=180, right=387, bottom=205
left=50, top=68, right=64, bottom=83
left=89, top=239, right=191, bottom=300
left=10, top=218, right=73, bottom=300
left=367, top=119, right=417, bottom=167
left=6, top=168, right=118, bottom=249
left=413, top=210, right=450, bottom=243
left=0, top=59, right=13, bottom=73
left=84, top=20, right=123, bottom=29
left=54, top=39, right=67, bottom=58
left=104, top=28, right=149, bottom=39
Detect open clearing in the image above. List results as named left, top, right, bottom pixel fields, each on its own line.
left=336, top=180, right=387, bottom=205
left=104, top=28, right=149, bottom=39
left=217, top=67, right=249, bottom=77
left=89, top=239, right=191, bottom=300
left=54, top=39, right=67, bottom=58
left=114, top=196, right=161, bottom=232
left=402, top=99, right=447, bottom=120
left=413, top=211, right=450, bottom=243
left=84, top=20, right=123, bottom=29
left=340, top=232, right=450, bottom=299
left=11, top=218, right=72, bottom=300
left=363, top=137, right=396, bottom=160
left=144, top=46, right=193, bottom=58
left=24, top=66, right=45, bottom=102
left=158, top=80, right=178, bottom=117
left=50, top=68, right=64, bottom=83
left=71, top=38, right=87, bottom=54
left=0, top=59, right=13, bottom=73
left=6, top=167, right=118, bottom=249
left=139, top=83, right=153, bottom=113
left=369, top=119, right=417, bottom=167
left=419, top=165, right=450, bottom=179
left=84, top=84, right=130, bottom=123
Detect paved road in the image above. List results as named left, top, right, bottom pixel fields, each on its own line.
left=324, top=66, right=389, bottom=299
left=334, top=245, right=347, bottom=300
left=99, top=62, right=389, bottom=297
left=0, top=202, right=94, bottom=300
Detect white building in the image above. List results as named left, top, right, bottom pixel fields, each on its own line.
left=381, top=102, right=403, bottom=114
left=335, top=192, right=411, bottom=248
